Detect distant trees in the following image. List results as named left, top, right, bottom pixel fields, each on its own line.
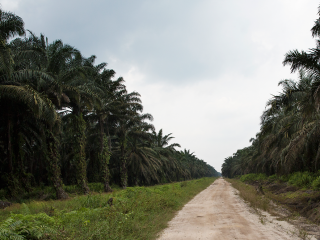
left=0, top=7, right=219, bottom=199
left=222, top=5, right=320, bottom=178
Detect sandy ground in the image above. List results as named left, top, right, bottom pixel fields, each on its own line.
left=158, top=178, right=317, bottom=240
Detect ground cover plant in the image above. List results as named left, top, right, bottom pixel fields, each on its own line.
left=0, top=177, right=216, bottom=240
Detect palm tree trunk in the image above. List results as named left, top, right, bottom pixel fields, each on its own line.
left=99, top=116, right=112, bottom=192
left=47, top=130, right=68, bottom=199
left=13, top=119, right=32, bottom=193
left=72, top=112, right=90, bottom=194
left=99, top=116, right=104, bottom=154
left=120, top=142, right=127, bottom=189
left=106, top=123, right=112, bottom=153
left=6, top=116, right=19, bottom=197
left=7, top=116, right=12, bottom=173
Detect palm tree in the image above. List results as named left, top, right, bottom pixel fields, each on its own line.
left=0, top=6, right=221, bottom=199
left=222, top=71, right=320, bottom=177
left=1, top=26, right=69, bottom=198
left=84, top=61, right=125, bottom=192
left=126, top=133, right=161, bottom=186
left=152, top=129, right=181, bottom=149
left=113, top=91, right=154, bottom=188
left=8, top=32, right=97, bottom=196
left=150, top=129, right=183, bottom=182
left=0, top=8, right=25, bottom=77
left=283, top=7, right=320, bottom=104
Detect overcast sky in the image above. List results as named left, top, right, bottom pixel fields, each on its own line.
left=3, top=0, right=320, bottom=172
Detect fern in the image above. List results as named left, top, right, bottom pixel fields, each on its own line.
left=0, top=213, right=58, bottom=240
left=0, top=218, right=24, bottom=240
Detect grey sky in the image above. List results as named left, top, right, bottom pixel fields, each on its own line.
left=3, top=0, right=319, bottom=171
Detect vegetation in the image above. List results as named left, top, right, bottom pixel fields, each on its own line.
left=237, top=172, right=320, bottom=190
left=226, top=179, right=270, bottom=212
left=222, top=4, right=320, bottom=180
left=222, top=6, right=320, bottom=231
left=0, top=178, right=216, bottom=240
left=0, top=7, right=219, bottom=201
left=229, top=173, right=320, bottom=230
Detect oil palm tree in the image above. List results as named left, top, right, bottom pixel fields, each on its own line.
left=113, top=90, right=154, bottom=188
left=0, top=14, right=69, bottom=198
left=0, top=7, right=25, bottom=77
left=126, top=133, right=161, bottom=186
left=7, top=32, right=96, bottom=196
left=84, top=61, right=125, bottom=192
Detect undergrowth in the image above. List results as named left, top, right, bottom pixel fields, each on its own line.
left=0, top=177, right=216, bottom=240
left=240, top=173, right=267, bottom=182
left=0, top=182, right=122, bottom=202
left=239, top=171, right=320, bottom=189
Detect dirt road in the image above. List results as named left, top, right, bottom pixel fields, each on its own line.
left=158, top=178, right=315, bottom=240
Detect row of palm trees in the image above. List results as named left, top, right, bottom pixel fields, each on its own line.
left=222, top=5, right=320, bottom=178
left=0, top=8, right=219, bottom=199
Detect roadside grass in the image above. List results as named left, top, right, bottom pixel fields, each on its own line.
left=0, top=177, right=216, bottom=240
left=226, top=179, right=270, bottom=212
left=235, top=173, right=320, bottom=219
left=228, top=176, right=320, bottom=239
left=227, top=177, right=310, bottom=216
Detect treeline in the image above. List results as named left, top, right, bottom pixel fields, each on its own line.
left=0, top=8, right=219, bottom=199
left=222, top=5, right=320, bottom=178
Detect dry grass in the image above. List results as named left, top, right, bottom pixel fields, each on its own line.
left=226, top=179, right=270, bottom=212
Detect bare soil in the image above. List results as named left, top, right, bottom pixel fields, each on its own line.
left=158, top=178, right=316, bottom=240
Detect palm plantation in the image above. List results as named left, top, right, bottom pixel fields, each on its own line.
left=0, top=8, right=219, bottom=200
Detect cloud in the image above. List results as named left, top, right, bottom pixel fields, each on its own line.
left=1, top=0, right=20, bottom=11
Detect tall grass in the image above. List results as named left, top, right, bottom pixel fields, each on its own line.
left=0, top=177, right=216, bottom=240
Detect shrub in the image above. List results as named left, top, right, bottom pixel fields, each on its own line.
left=288, top=172, right=316, bottom=188
left=279, top=174, right=291, bottom=182
left=87, top=183, right=104, bottom=192
left=240, top=173, right=267, bottom=182
left=312, top=176, right=320, bottom=190
left=268, top=175, right=278, bottom=180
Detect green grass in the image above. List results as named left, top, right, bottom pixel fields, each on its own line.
left=0, top=177, right=216, bottom=240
